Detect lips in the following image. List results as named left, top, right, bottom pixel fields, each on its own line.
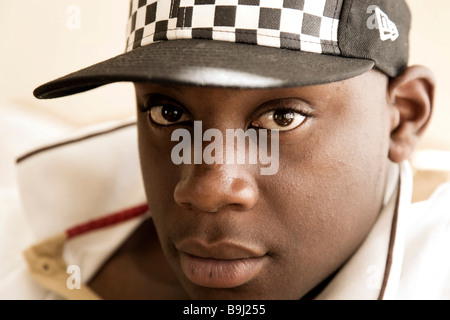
left=176, top=239, right=268, bottom=289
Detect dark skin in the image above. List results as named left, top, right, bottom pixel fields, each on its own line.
left=89, top=66, right=434, bottom=300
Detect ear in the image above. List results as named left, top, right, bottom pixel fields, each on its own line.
left=388, top=66, right=436, bottom=163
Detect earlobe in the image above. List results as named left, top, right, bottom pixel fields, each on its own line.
left=388, top=66, right=436, bottom=163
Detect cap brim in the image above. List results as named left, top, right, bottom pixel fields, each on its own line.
left=34, top=39, right=375, bottom=99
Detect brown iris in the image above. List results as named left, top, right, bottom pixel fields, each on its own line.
left=161, top=105, right=183, bottom=122
left=272, top=110, right=295, bottom=127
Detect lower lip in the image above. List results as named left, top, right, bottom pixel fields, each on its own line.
left=179, top=253, right=266, bottom=289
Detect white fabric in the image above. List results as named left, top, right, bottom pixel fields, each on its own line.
left=0, top=117, right=147, bottom=299
left=396, top=182, right=450, bottom=299
left=0, top=118, right=449, bottom=300
left=15, top=117, right=146, bottom=243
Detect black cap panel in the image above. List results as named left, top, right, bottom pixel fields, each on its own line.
left=339, top=0, right=410, bottom=77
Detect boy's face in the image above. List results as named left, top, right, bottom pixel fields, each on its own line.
left=135, top=70, right=394, bottom=299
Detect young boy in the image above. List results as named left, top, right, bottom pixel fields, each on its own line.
left=2, top=0, right=449, bottom=300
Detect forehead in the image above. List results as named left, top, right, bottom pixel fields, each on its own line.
left=134, top=69, right=387, bottom=104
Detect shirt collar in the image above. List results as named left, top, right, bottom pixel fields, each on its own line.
left=16, top=117, right=147, bottom=243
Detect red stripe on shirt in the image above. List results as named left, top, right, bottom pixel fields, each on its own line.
left=66, top=204, right=149, bottom=239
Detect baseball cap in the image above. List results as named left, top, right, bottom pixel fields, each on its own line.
left=33, top=0, right=411, bottom=99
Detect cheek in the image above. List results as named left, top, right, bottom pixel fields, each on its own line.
left=258, top=104, right=390, bottom=289
left=137, top=116, right=181, bottom=221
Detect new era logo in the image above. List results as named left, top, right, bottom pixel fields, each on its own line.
left=366, top=5, right=399, bottom=41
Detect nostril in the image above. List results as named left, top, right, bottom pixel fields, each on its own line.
left=173, top=174, right=258, bottom=214
left=174, top=190, right=224, bottom=214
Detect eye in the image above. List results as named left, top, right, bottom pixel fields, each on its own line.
left=251, top=109, right=307, bottom=131
left=148, top=104, right=190, bottom=126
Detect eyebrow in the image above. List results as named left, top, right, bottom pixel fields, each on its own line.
left=150, top=83, right=186, bottom=95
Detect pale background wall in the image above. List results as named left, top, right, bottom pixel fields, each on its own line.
left=1, top=0, right=449, bottom=200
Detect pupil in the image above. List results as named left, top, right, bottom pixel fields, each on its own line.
left=162, top=105, right=182, bottom=122
left=273, top=110, right=294, bottom=127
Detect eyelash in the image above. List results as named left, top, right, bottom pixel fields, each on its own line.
left=252, top=107, right=313, bottom=123
left=142, top=96, right=192, bottom=127
left=141, top=95, right=313, bottom=131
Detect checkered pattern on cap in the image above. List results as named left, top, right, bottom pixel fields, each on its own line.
left=126, top=0, right=343, bottom=55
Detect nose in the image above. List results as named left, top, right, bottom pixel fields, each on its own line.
left=174, top=163, right=259, bottom=213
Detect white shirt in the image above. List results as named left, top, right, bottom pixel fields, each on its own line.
left=1, top=118, right=449, bottom=300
